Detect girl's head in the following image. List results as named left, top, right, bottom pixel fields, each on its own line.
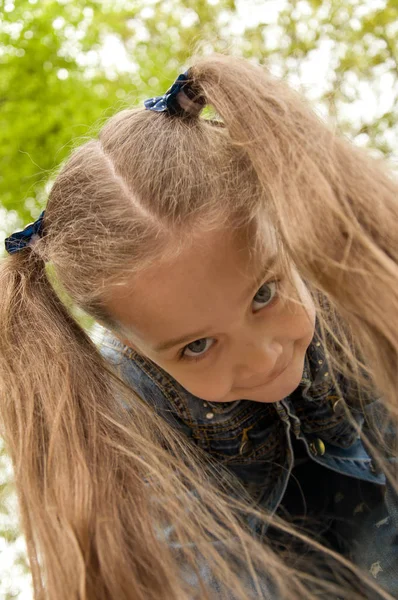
left=1, top=53, right=397, bottom=600
left=105, top=223, right=315, bottom=403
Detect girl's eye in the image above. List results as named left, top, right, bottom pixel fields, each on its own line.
left=180, top=280, right=279, bottom=362
left=252, top=281, right=278, bottom=312
left=180, top=338, right=215, bottom=362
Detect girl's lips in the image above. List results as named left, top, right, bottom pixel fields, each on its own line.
left=247, top=360, right=290, bottom=389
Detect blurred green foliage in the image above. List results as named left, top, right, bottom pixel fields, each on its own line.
left=1, top=0, right=398, bottom=596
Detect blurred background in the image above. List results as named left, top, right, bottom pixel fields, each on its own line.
left=1, top=0, right=397, bottom=596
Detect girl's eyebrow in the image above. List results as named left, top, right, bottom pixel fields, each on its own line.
left=153, top=254, right=278, bottom=353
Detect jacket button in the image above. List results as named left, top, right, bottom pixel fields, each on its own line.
left=205, top=412, right=214, bottom=420
left=309, top=438, right=326, bottom=456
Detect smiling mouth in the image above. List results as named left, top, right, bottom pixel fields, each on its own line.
left=246, top=361, right=290, bottom=390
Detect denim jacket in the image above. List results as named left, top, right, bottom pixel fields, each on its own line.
left=96, top=327, right=386, bottom=511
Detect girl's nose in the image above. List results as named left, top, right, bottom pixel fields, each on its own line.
left=236, top=339, right=284, bottom=383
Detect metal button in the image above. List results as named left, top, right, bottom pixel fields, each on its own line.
left=205, top=412, right=214, bottom=420
left=309, top=438, right=326, bottom=456
left=316, top=438, right=326, bottom=455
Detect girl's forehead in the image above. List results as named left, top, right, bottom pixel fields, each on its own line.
left=103, top=226, right=277, bottom=338
left=109, top=224, right=275, bottom=299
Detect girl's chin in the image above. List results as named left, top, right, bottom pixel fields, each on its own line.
left=241, top=380, right=300, bottom=403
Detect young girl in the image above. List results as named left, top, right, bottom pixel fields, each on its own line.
left=1, top=54, right=397, bottom=600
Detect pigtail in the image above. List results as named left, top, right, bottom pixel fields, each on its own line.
left=189, top=54, right=398, bottom=410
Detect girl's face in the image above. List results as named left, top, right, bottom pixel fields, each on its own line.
left=105, top=227, right=316, bottom=403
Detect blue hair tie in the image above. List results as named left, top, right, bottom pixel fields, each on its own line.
left=144, top=71, right=205, bottom=116
left=5, top=210, right=46, bottom=255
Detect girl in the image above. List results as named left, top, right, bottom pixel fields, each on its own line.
left=1, top=54, right=398, bottom=600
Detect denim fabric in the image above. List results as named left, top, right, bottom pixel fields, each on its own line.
left=95, top=326, right=397, bottom=598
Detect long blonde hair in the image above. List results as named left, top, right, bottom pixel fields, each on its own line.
left=1, top=54, right=397, bottom=599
